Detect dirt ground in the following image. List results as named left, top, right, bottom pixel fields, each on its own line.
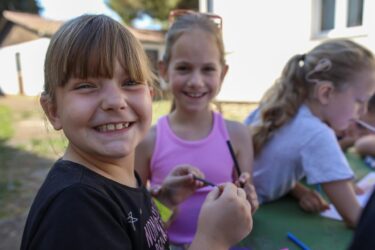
left=0, top=96, right=58, bottom=250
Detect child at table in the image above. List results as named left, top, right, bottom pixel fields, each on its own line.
left=135, top=9, right=258, bottom=248
left=20, top=14, right=252, bottom=250
left=337, top=93, right=375, bottom=152
left=250, top=39, right=375, bottom=228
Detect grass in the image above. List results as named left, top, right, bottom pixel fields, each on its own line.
left=0, top=105, right=14, bottom=140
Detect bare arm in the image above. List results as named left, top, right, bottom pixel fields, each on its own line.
left=226, top=121, right=258, bottom=213
left=134, top=126, right=156, bottom=186
left=226, top=121, right=254, bottom=178
left=322, top=179, right=361, bottom=228
left=354, top=134, right=375, bottom=156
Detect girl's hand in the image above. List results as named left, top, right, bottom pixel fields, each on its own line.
left=299, top=189, right=329, bottom=213
left=151, top=165, right=205, bottom=209
left=190, top=183, right=252, bottom=250
left=235, top=172, right=259, bottom=214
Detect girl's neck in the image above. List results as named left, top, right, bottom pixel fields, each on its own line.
left=168, top=109, right=214, bottom=141
left=305, top=99, right=325, bottom=121
left=63, top=145, right=137, bottom=187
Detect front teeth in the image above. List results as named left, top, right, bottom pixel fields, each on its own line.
left=97, top=123, right=130, bottom=132
left=187, top=93, right=204, bottom=98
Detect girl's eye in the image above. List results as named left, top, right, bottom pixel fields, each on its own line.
left=74, top=83, right=95, bottom=89
left=203, top=66, right=216, bottom=72
left=123, top=79, right=140, bottom=86
left=176, top=65, right=189, bottom=72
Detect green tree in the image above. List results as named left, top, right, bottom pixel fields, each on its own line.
left=106, top=0, right=198, bottom=26
left=1, top=0, right=41, bottom=15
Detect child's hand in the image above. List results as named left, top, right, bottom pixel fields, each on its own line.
left=352, top=182, right=365, bottom=195
left=299, top=189, right=329, bottom=213
left=191, top=183, right=252, bottom=250
left=236, top=172, right=259, bottom=214
left=151, top=165, right=205, bottom=209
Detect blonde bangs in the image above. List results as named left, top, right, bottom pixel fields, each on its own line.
left=44, top=15, right=155, bottom=100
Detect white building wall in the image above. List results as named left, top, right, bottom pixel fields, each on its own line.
left=203, top=0, right=374, bottom=102
left=0, top=38, right=49, bottom=96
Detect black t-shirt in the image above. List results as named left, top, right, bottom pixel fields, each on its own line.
left=21, top=160, right=169, bottom=250
left=349, top=189, right=375, bottom=250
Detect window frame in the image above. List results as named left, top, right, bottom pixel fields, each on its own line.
left=311, top=0, right=368, bottom=39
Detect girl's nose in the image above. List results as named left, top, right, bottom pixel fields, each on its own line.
left=101, top=83, right=127, bottom=111
left=187, top=71, right=204, bottom=88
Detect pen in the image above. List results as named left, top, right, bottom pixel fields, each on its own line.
left=287, top=232, right=310, bottom=250
left=353, top=119, right=375, bottom=133
left=226, top=140, right=244, bottom=187
left=226, top=140, right=242, bottom=177
left=193, top=175, right=216, bottom=187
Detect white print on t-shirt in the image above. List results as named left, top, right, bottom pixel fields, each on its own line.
left=127, top=211, right=138, bottom=231
left=144, top=206, right=168, bottom=250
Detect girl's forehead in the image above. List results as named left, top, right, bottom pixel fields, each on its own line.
left=171, top=29, right=220, bottom=62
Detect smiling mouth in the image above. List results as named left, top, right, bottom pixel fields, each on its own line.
left=95, top=122, right=132, bottom=132
left=184, top=92, right=206, bottom=98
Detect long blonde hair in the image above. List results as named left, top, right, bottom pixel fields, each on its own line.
left=252, top=39, right=375, bottom=155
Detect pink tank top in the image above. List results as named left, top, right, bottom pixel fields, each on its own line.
left=150, top=112, right=234, bottom=244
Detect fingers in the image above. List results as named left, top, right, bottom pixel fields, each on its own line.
left=299, top=190, right=329, bottom=213
left=205, top=186, right=221, bottom=201
left=247, top=184, right=259, bottom=214
left=235, top=175, right=259, bottom=214
left=238, top=172, right=250, bottom=186
left=171, top=165, right=205, bottom=179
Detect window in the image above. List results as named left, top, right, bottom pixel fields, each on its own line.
left=347, top=0, right=363, bottom=27
left=321, top=0, right=335, bottom=31
left=313, top=0, right=366, bottom=38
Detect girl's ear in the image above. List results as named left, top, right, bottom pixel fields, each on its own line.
left=40, top=94, right=62, bottom=130
left=220, top=64, right=229, bottom=82
left=158, top=60, right=168, bottom=82
left=315, top=81, right=334, bottom=105
left=149, top=86, right=155, bottom=98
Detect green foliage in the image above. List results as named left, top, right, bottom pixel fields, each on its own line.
left=0, top=105, right=14, bottom=141
left=152, top=100, right=171, bottom=124
left=0, top=0, right=40, bottom=15
left=105, top=0, right=198, bottom=26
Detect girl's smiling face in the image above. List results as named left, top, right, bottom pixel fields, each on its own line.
left=162, top=28, right=227, bottom=113
left=43, top=60, right=153, bottom=165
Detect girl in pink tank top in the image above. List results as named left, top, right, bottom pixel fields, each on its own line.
left=135, top=10, right=258, bottom=249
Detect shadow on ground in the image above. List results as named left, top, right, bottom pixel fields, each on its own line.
left=0, top=142, right=54, bottom=250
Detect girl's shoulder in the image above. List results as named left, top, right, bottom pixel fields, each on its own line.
left=224, top=119, right=251, bottom=141
left=225, top=119, right=250, bottom=134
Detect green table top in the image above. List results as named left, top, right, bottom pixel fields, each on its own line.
left=238, top=151, right=372, bottom=250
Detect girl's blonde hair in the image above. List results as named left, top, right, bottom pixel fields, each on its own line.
left=163, top=11, right=226, bottom=66
left=253, top=39, right=375, bottom=155
left=44, top=14, right=156, bottom=102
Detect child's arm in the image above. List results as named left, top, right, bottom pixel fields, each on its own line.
left=322, top=179, right=361, bottom=228
left=135, top=126, right=156, bottom=185
left=354, top=134, right=375, bottom=156
left=290, top=182, right=329, bottom=212
left=227, top=121, right=259, bottom=214
left=189, top=183, right=252, bottom=250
